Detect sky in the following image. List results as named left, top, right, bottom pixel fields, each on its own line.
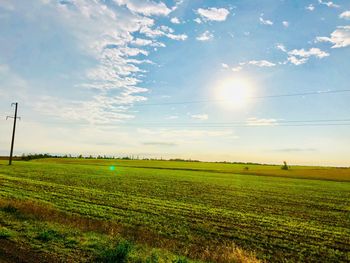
left=0, top=0, right=350, bottom=166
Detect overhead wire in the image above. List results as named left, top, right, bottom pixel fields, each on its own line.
left=133, top=89, right=350, bottom=107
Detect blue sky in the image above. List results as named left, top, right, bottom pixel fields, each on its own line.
left=1, top=0, right=350, bottom=166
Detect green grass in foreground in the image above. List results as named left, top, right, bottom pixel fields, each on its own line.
left=0, top=159, right=349, bottom=262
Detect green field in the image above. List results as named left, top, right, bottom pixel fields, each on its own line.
left=0, top=159, right=349, bottom=262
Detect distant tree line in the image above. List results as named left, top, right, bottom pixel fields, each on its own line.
left=168, top=158, right=200, bottom=162
left=214, top=161, right=265, bottom=165
left=17, top=154, right=292, bottom=168
left=21, top=153, right=60, bottom=161
left=19, top=154, right=203, bottom=162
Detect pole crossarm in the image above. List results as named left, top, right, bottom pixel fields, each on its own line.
left=6, top=116, right=21, bottom=120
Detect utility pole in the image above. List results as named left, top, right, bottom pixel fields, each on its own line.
left=6, top=103, right=20, bottom=165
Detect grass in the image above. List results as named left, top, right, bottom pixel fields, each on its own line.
left=36, top=229, right=64, bottom=242
left=0, top=158, right=349, bottom=262
left=0, top=227, right=14, bottom=239
left=97, top=240, right=133, bottom=263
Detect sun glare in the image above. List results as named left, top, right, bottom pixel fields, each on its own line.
left=215, top=77, right=254, bottom=109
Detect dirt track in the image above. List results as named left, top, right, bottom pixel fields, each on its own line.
left=0, top=240, right=59, bottom=263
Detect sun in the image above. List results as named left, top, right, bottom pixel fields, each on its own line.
left=215, top=77, right=254, bottom=109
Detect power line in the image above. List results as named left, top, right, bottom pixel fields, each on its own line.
left=114, top=118, right=350, bottom=126
left=19, top=118, right=350, bottom=128
left=115, top=123, right=350, bottom=128
left=134, top=89, right=350, bottom=107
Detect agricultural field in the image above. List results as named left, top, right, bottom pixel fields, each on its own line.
left=0, top=159, right=349, bottom=262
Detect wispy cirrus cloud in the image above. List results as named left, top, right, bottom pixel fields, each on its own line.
left=8, top=0, right=187, bottom=124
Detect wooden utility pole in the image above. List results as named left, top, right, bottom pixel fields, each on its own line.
left=6, top=102, right=20, bottom=165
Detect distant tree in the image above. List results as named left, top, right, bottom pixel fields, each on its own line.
left=281, top=161, right=289, bottom=170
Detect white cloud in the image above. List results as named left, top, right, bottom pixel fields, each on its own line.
left=276, top=43, right=287, bottom=52
left=316, top=26, right=350, bottom=48
left=197, top=7, right=230, bottom=22
left=246, top=118, right=278, bottom=126
left=234, top=60, right=276, bottom=70
left=277, top=45, right=329, bottom=65
left=287, top=56, right=308, bottom=65
left=339, top=11, right=350, bottom=20
left=193, top=17, right=202, bottom=24
left=318, top=0, right=340, bottom=8
left=196, top=30, right=214, bottom=41
left=286, top=48, right=329, bottom=65
left=171, top=0, right=184, bottom=11
left=131, top=38, right=165, bottom=47
left=232, top=66, right=242, bottom=72
left=131, top=38, right=153, bottom=46
left=282, top=21, right=289, bottom=27
left=191, top=114, right=208, bottom=121
left=8, top=0, right=187, bottom=125
left=140, top=25, right=187, bottom=40
left=167, top=33, right=187, bottom=40
left=306, top=4, right=315, bottom=11
left=247, top=60, right=276, bottom=67
left=259, top=14, right=273, bottom=25
left=114, top=0, right=172, bottom=16
left=221, top=63, right=229, bottom=69
left=288, top=48, right=329, bottom=58
left=170, top=17, right=181, bottom=24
